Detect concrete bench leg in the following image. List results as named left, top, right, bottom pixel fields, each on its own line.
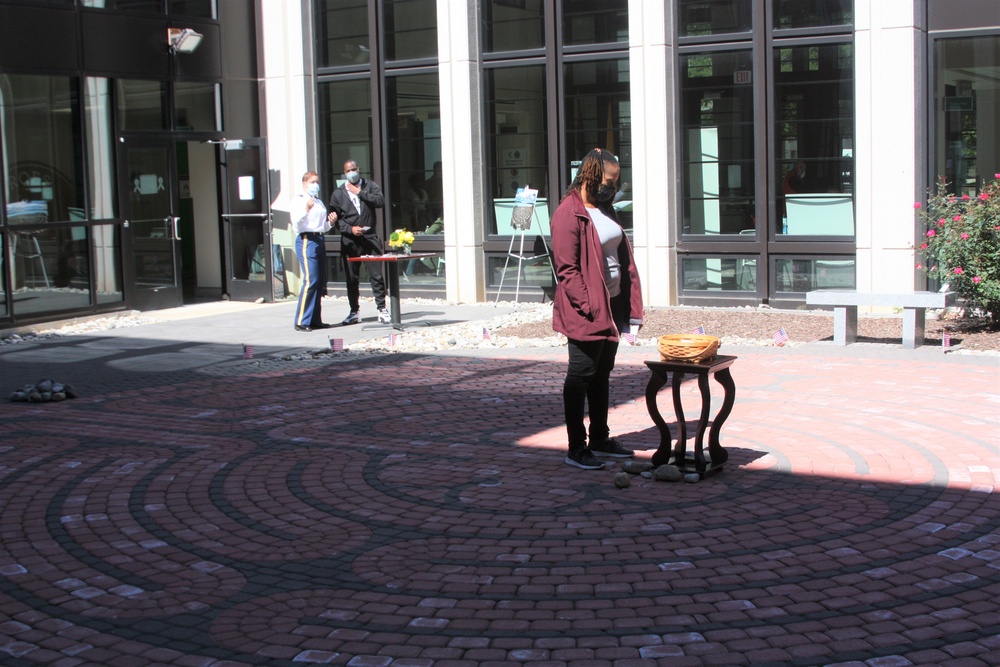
left=833, top=306, right=858, bottom=345
left=902, top=308, right=925, bottom=350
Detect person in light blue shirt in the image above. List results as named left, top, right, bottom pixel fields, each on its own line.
left=290, top=171, right=336, bottom=331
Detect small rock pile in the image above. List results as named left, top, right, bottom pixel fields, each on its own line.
left=614, top=460, right=702, bottom=487
left=9, top=379, right=79, bottom=403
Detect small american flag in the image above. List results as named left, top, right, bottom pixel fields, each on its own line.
left=692, top=325, right=706, bottom=335
left=622, top=331, right=636, bottom=345
left=329, top=338, right=344, bottom=352
left=388, top=333, right=400, bottom=347
left=482, top=327, right=491, bottom=341
left=942, top=331, right=951, bottom=348
left=772, top=327, right=789, bottom=346
left=242, top=344, right=254, bottom=359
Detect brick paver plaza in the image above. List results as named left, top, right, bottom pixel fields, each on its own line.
left=1, top=305, right=998, bottom=666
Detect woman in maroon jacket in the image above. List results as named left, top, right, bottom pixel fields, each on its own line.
left=551, top=148, right=644, bottom=470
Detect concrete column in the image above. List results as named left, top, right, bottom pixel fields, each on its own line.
left=854, top=0, right=927, bottom=300
left=259, top=0, right=314, bottom=296
left=438, top=0, right=487, bottom=303
left=628, top=0, right=674, bottom=308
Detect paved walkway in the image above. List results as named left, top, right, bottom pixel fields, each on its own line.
left=1, top=300, right=999, bottom=666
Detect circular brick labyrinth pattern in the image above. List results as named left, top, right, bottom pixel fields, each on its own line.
left=1, top=350, right=998, bottom=666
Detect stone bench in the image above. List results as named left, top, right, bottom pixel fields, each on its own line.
left=805, top=289, right=955, bottom=349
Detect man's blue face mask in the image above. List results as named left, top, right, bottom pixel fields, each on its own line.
left=345, top=170, right=361, bottom=185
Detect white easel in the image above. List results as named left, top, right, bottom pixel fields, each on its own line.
left=494, top=187, right=556, bottom=304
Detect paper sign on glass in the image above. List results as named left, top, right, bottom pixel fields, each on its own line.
left=238, top=176, right=254, bottom=201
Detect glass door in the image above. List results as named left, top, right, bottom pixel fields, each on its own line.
left=218, top=139, right=275, bottom=302
left=120, top=137, right=183, bottom=311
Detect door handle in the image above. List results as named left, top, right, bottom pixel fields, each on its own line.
left=166, top=216, right=182, bottom=240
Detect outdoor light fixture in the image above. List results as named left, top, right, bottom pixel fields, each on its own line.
left=167, top=28, right=204, bottom=54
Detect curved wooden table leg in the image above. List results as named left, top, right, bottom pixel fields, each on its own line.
left=646, top=367, right=674, bottom=467
left=692, top=373, right=713, bottom=472
left=707, top=367, right=736, bottom=468
left=671, top=370, right=688, bottom=468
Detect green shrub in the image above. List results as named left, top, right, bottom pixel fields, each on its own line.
left=915, top=174, right=1000, bottom=327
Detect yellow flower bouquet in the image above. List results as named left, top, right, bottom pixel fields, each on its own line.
left=388, top=228, right=415, bottom=254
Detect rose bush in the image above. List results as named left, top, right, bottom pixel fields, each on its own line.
left=915, top=174, right=1000, bottom=327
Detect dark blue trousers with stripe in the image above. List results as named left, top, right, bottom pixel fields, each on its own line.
left=294, top=232, right=327, bottom=328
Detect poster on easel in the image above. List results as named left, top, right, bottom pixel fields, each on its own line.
left=513, top=186, right=538, bottom=206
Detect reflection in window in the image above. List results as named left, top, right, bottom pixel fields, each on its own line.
left=117, top=79, right=167, bottom=130
left=1, top=74, right=84, bottom=224
left=679, top=50, right=756, bottom=235
left=383, top=0, right=437, bottom=61
left=774, top=43, right=854, bottom=236
left=385, top=73, right=443, bottom=246
left=774, top=0, right=852, bottom=29
left=487, top=255, right=555, bottom=290
left=935, top=35, right=1000, bottom=196
left=317, top=79, right=373, bottom=193
left=174, top=82, right=220, bottom=131
left=562, top=0, right=628, bottom=46
left=169, top=0, right=217, bottom=18
left=484, top=0, right=544, bottom=52
left=85, top=78, right=117, bottom=220
left=0, top=232, right=7, bottom=317
left=486, top=66, right=548, bottom=234
left=10, top=226, right=92, bottom=315
left=775, top=257, right=855, bottom=293
left=678, top=0, right=752, bottom=37
left=564, top=59, right=633, bottom=229
left=316, top=0, right=370, bottom=67
left=682, top=256, right=758, bottom=292
left=92, top=223, right=123, bottom=304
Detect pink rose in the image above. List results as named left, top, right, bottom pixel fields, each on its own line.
left=962, top=194, right=971, bottom=200
left=926, top=229, right=936, bottom=237
left=979, top=192, right=990, bottom=201
left=913, top=202, right=922, bottom=209
left=938, top=219, right=946, bottom=226
left=920, top=243, right=928, bottom=249
left=916, top=263, right=922, bottom=269
left=973, top=276, right=981, bottom=283
left=961, top=233, right=969, bottom=239
left=954, top=267, right=964, bottom=275
left=954, top=215, right=962, bottom=221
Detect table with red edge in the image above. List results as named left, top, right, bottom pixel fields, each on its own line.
left=644, top=355, right=737, bottom=476
left=347, top=252, right=437, bottom=329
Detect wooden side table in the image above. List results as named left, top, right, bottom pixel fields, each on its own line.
left=644, top=355, right=737, bottom=476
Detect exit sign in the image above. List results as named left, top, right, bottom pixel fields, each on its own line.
left=734, top=70, right=752, bottom=84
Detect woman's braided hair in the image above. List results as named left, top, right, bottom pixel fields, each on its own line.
left=564, top=148, right=619, bottom=204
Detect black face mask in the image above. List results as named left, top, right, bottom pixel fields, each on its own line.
left=596, top=183, right=617, bottom=203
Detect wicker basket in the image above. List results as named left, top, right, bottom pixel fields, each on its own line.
left=658, top=333, right=720, bottom=363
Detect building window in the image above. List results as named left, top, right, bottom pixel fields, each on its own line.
left=675, top=1, right=854, bottom=303
left=774, top=256, right=855, bottom=293
left=174, top=81, right=220, bottom=131
left=485, top=65, right=549, bottom=235
left=773, top=0, right=852, bottom=30
left=774, top=43, right=854, bottom=236
left=562, top=0, right=628, bottom=46
left=678, top=0, right=752, bottom=37
left=315, top=0, right=371, bottom=68
left=679, top=49, right=756, bottom=236
left=385, top=72, right=444, bottom=284
left=1, top=74, right=85, bottom=224
left=317, top=79, right=374, bottom=193
left=383, top=0, right=437, bottom=62
left=117, top=79, right=167, bottom=131
left=484, top=0, right=545, bottom=53
left=563, top=58, right=632, bottom=229
left=933, top=34, right=1000, bottom=196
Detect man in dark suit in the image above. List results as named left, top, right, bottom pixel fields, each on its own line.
left=328, top=159, right=388, bottom=325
